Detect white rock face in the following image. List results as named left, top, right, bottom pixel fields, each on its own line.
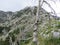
left=53, top=32, right=60, bottom=38
left=2, top=29, right=7, bottom=35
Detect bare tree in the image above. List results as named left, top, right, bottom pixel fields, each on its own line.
left=32, top=0, right=44, bottom=45
left=32, top=0, right=57, bottom=45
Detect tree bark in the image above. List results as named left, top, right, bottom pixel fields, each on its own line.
left=32, top=0, right=43, bottom=45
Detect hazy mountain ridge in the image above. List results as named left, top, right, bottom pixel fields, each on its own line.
left=0, top=6, right=60, bottom=23
left=0, top=11, right=14, bottom=23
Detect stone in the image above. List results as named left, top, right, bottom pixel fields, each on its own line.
left=53, top=32, right=60, bottom=38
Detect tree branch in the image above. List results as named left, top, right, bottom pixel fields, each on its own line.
left=43, top=0, right=57, bottom=16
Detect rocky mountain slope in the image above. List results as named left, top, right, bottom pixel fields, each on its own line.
left=0, top=6, right=60, bottom=45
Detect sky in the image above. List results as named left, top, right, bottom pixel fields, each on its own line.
left=0, top=0, right=60, bottom=17
left=0, top=0, right=36, bottom=11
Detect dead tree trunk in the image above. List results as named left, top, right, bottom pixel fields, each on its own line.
left=32, top=0, right=43, bottom=45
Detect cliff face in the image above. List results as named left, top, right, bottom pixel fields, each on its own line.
left=0, top=11, right=14, bottom=23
